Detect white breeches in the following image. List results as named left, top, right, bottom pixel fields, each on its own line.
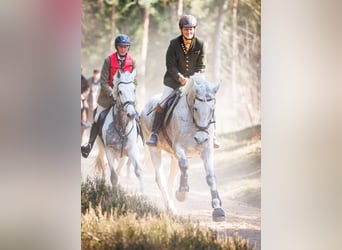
left=159, top=86, right=174, bottom=108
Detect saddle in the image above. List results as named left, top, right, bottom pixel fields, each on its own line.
left=160, top=89, right=182, bottom=147
left=163, top=89, right=182, bottom=127
left=99, top=105, right=144, bottom=150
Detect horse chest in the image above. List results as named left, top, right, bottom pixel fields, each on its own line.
left=104, top=111, right=133, bottom=151
left=105, top=121, right=126, bottom=149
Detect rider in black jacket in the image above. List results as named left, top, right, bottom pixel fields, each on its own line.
left=146, top=15, right=219, bottom=148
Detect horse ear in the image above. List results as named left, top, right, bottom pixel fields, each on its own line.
left=116, top=70, right=121, bottom=78
left=212, top=82, right=220, bottom=94
left=191, top=77, right=199, bottom=95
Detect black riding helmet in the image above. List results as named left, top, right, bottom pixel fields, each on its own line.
left=114, top=34, right=131, bottom=48
left=179, top=15, right=197, bottom=28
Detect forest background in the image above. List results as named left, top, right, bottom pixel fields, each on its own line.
left=81, top=0, right=261, bottom=133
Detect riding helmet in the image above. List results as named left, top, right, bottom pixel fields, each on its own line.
left=179, top=15, right=197, bottom=28
left=114, top=34, right=131, bottom=47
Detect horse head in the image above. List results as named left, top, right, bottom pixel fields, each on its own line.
left=189, top=74, right=220, bottom=145
left=112, top=69, right=137, bottom=119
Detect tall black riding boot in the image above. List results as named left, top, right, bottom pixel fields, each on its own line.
left=81, top=122, right=99, bottom=158
left=81, top=107, right=110, bottom=158
left=146, top=105, right=164, bottom=146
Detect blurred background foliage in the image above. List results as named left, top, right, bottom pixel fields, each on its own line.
left=81, top=0, right=260, bottom=133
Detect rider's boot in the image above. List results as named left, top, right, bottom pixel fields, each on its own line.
left=146, top=105, right=164, bottom=146
left=81, top=107, right=110, bottom=158
left=81, top=121, right=99, bottom=158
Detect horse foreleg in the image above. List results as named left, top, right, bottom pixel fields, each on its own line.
left=116, top=157, right=127, bottom=177
left=201, top=150, right=225, bottom=222
left=104, top=148, right=118, bottom=187
left=168, top=156, right=179, bottom=198
left=149, top=148, right=176, bottom=214
left=126, top=158, right=131, bottom=177
left=174, top=146, right=189, bottom=193
left=127, top=147, right=144, bottom=196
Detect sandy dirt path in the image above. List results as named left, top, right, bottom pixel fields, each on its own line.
left=81, top=134, right=261, bottom=250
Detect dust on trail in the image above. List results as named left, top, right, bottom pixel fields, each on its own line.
left=81, top=133, right=261, bottom=250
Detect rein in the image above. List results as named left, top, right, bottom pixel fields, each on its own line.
left=117, top=81, right=136, bottom=109
left=113, top=80, right=136, bottom=156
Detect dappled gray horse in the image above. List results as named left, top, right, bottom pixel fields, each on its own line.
left=140, top=73, right=225, bottom=222
left=93, top=69, right=144, bottom=195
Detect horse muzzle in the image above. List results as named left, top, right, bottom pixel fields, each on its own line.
left=194, top=131, right=209, bottom=145
left=125, top=103, right=136, bottom=119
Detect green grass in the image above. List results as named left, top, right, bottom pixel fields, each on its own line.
left=81, top=179, right=254, bottom=250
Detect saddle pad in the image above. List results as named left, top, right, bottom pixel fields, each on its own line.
left=164, top=90, right=182, bottom=127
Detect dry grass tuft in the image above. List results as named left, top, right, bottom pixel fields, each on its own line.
left=81, top=179, right=255, bottom=250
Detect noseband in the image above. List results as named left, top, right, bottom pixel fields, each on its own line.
left=187, top=94, right=216, bottom=132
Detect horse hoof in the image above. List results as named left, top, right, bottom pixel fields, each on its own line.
left=178, top=185, right=189, bottom=192
left=167, top=205, right=177, bottom=215
left=212, top=208, right=225, bottom=222
left=175, top=190, right=188, bottom=202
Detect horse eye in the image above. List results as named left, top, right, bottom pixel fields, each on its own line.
left=118, top=90, right=122, bottom=95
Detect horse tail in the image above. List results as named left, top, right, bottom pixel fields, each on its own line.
left=87, top=137, right=107, bottom=181
left=96, top=137, right=107, bottom=177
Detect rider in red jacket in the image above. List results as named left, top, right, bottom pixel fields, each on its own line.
left=81, top=34, right=137, bottom=158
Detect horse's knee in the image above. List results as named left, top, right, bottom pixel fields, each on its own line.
left=206, top=174, right=216, bottom=186
left=178, top=158, right=188, bottom=172
left=134, top=167, right=142, bottom=178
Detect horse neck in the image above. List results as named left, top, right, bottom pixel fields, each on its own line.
left=114, top=103, right=130, bottom=128
left=185, top=88, right=196, bottom=111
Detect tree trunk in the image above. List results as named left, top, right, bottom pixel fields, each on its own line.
left=97, top=0, right=103, bottom=9
left=140, top=5, right=150, bottom=99
left=231, top=0, right=239, bottom=104
left=141, top=6, right=150, bottom=80
left=110, top=4, right=116, bottom=51
left=177, top=0, right=183, bottom=18
left=213, top=0, right=229, bottom=83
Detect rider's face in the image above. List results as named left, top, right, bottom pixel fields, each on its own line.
left=117, top=45, right=129, bottom=56
left=181, top=27, right=195, bottom=40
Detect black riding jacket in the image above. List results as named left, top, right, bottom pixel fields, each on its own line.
left=163, top=35, right=206, bottom=89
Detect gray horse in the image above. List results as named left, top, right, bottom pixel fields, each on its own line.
left=140, top=73, right=225, bottom=222
left=92, top=69, right=144, bottom=195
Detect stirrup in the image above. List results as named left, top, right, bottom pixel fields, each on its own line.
left=146, top=133, right=158, bottom=146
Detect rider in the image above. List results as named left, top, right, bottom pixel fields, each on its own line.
left=81, top=34, right=137, bottom=158
left=146, top=14, right=219, bottom=148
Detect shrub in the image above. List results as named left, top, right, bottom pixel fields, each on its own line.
left=81, top=179, right=254, bottom=250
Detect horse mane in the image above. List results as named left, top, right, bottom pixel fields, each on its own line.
left=113, top=69, right=136, bottom=85
left=112, top=69, right=136, bottom=100
left=189, top=73, right=216, bottom=100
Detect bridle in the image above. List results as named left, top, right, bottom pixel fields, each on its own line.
left=113, top=80, right=136, bottom=156
left=116, top=81, right=136, bottom=110
left=187, top=93, right=216, bottom=133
